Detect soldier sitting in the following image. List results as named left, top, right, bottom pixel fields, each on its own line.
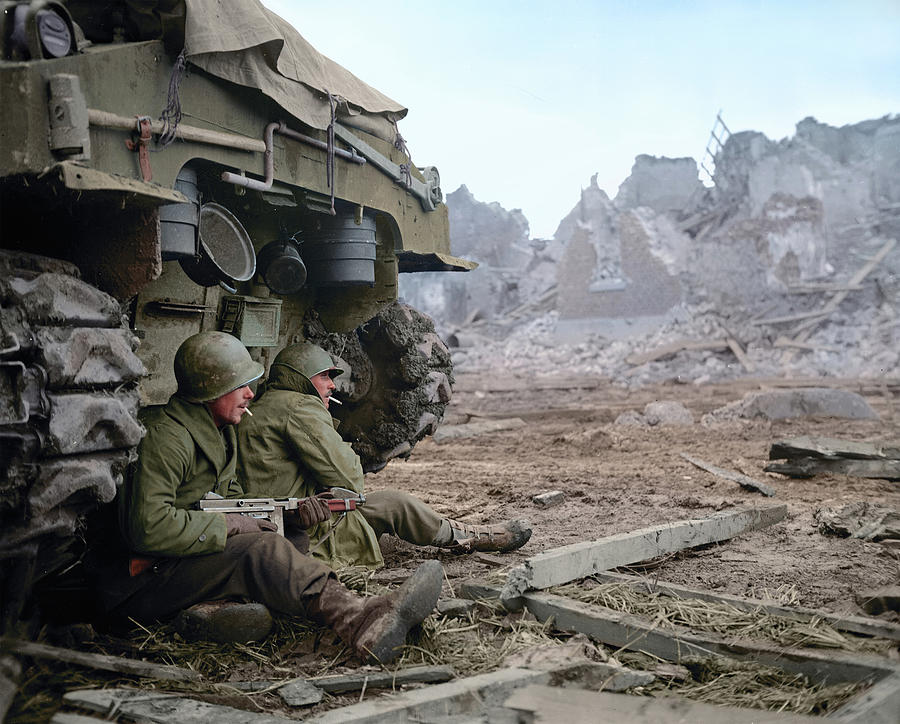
left=236, top=342, right=532, bottom=570
left=97, top=331, right=441, bottom=659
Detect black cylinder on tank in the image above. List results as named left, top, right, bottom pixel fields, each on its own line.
left=303, top=213, right=376, bottom=286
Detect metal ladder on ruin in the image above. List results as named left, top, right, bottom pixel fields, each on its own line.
left=699, top=111, right=731, bottom=186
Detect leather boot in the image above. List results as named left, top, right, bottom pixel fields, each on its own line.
left=307, top=559, right=442, bottom=663
left=443, top=518, right=532, bottom=554
left=174, top=600, right=273, bottom=643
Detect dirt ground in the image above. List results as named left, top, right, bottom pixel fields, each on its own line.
left=373, top=372, right=900, bottom=617
left=9, top=372, right=900, bottom=722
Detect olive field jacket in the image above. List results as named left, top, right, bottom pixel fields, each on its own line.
left=236, top=388, right=383, bottom=569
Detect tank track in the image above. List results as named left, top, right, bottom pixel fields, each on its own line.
left=306, top=302, right=454, bottom=473
left=0, top=251, right=145, bottom=634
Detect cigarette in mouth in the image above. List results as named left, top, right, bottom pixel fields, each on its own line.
left=329, top=396, right=343, bottom=405
left=244, top=407, right=253, bottom=416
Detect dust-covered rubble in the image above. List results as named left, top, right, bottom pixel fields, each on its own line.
left=400, top=114, right=900, bottom=386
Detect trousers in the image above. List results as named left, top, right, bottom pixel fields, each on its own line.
left=360, top=489, right=443, bottom=545
left=109, top=532, right=333, bottom=622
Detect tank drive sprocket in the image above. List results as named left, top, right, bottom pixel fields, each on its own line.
left=306, top=302, right=453, bottom=473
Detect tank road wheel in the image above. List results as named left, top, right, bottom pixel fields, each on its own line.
left=307, top=302, right=454, bottom=473
left=0, top=251, right=145, bottom=634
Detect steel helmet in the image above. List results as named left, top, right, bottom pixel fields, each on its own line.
left=272, top=342, right=344, bottom=380
left=174, top=331, right=265, bottom=402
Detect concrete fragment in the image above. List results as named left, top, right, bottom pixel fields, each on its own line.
left=814, top=502, right=900, bottom=541
left=437, top=598, right=477, bottom=618
left=703, top=388, right=878, bottom=423
left=613, top=410, right=646, bottom=427
left=278, top=679, right=323, bottom=707
left=643, top=400, right=693, bottom=426
left=856, top=586, right=900, bottom=615
left=532, top=490, right=565, bottom=507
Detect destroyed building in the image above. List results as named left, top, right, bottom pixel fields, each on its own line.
left=400, top=114, right=900, bottom=384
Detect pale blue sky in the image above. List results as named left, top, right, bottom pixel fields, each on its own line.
left=263, top=1, right=900, bottom=238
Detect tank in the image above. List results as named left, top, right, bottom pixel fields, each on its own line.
left=0, top=0, right=473, bottom=635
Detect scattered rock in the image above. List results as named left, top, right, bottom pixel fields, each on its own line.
left=433, top=418, right=527, bottom=443
left=278, top=678, right=324, bottom=707
left=703, top=388, right=878, bottom=424
left=614, top=410, right=647, bottom=427
left=814, top=502, right=900, bottom=541
left=437, top=598, right=477, bottom=619
left=644, top=400, right=694, bottom=426
left=533, top=490, right=565, bottom=507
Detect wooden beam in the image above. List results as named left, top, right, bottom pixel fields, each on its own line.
left=626, top=339, right=729, bottom=366
left=772, top=337, right=843, bottom=353
left=680, top=453, right=775, bottom=496
left=310, top=665, right=454, bottom=694
left=770, top=437, right=900, bottom=461
left=765, top=458, right=900, bottom=481
left=63, top=688, right=295, bottom=722
left=751, top=311, right=830, bottom=326
left=0, top=639, right=201, bottom=683
left=462, top=583, right=899, bottom=687
left=305, top=668, right=548, bottom=723
left=500, top=505, right=787, bottom=600
left=726, top=337, right=756, bottom=373
left=504, top=684, right=820, bottom=723
left=592, top=571, right=900, bottom=642
left=831, top=670, right=900, bottom=724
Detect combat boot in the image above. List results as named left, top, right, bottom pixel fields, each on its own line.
left=307, top=559, right=442, bottom=663
left=174, top=600, right=273, bottom=643
left=443, top=518, right=532, bottom=554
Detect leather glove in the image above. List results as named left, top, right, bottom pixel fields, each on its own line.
left=294, top=496, right=333, bottom=529
left=224, top=513, right=278, bottom=537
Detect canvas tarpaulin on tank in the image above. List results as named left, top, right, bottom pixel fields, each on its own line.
left=182, top=0, right=406, bottom=137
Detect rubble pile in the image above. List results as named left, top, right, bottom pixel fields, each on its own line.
left=400, top=114, right=900, bottom=385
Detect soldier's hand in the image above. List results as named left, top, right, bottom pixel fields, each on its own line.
left=295, top=497, right=332, bottom=529
left=224, top=513, right=278, bottom=536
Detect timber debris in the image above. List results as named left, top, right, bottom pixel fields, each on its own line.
left=767, top=436, right=900, bottom=481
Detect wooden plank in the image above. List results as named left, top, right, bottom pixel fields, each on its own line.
left=500, top=505, right=787, bottom=599
left=0, top=639, right=201, bottom=683
left=765, top=458, right=900, bottom=481
left=726, top=337, right=756, bottom=372
left=751, top=311, right=831, bottom=325
left=788, top=283, right=864, bottom=294
left=63, top=688, right=295, bottom=723
left=310, top=665, right=455, bottom=693
left=626, top=339, right=729, bottom=366
left=773, top=337, right=843, bottom=353
left=504, top=684, right=820, bottom=723
left=680, top=453, right=775, bottom=496
left=831, top=670, right=900, bottom=724
left=593, top=571, right=900, bottom=642
left=770, top=436, right=900, bottom=461
left=305, top=668, right=548, bottom=723
left=462, top=583, right=899, bottom=687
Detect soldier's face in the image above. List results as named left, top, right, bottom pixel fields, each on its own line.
left=207, top=385, right=254, bottom=427
left=310, top=371, right=336, bottom=408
